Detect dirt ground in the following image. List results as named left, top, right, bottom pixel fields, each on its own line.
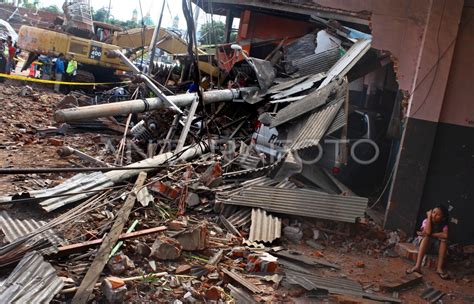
left=1, top=80, right=473, bottom=303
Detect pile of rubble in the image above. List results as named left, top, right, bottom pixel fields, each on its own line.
left=0, top=29, right=473, bottom=304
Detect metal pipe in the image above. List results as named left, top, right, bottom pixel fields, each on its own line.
left=113, top=50, right=183, bottom=114
left=147, top=0, right=166, bottom=76
left=54, top=89, right=244, bottom=122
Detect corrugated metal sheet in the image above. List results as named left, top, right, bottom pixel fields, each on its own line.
left=283, top=33, right=316, bottom=63
left=285, top=269, right=363, bottom=294
left=319, top=39, right=371, bottom=89
left=0, top=251, right=64, bottom=303
left=0, top=211, right=62, bottom=245
left=38, top=172, right=113, bottom=212
left=267, top=76, right=309, bottom=95
left=271, top=72, right=326, bottom=100
left=275, top=179, right=298, bottom=189
left=291, top=48, right=341, bottom=77
left=228, top=283, right=258, bottom=304
left=285, top=269, right=402, bottom=303
left=326, top=107, right=346, bottom=135
left=222, top=163, right=278, bottom=179
left=226, top=208, right=252, bottom=228
left=223, top=186, right=368, bottom=223
left=290, top=98, right=344, bottom=151
left=234, top=154, right=262, bottom=170
left=249, top=209, right=281, bottom=243
left=271, top=77, right=344, bottom=127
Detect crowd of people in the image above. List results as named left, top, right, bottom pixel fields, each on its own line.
left=0, top=37, right=78, bottom=92
left=0, top=35, right=17, bottom=79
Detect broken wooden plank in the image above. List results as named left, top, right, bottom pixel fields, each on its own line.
left=380, top=273, right=423, bottom=292
left=56, top=226, right=167, bottom=255
left=71, top=172, right=147, bottom=304
left=221, top=268, right=262, bottom=294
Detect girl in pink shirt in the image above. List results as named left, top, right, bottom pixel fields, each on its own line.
left=406, top=205, right=449, bottom=279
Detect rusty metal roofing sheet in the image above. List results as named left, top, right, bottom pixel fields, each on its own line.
left=271, top=77, right=345, bottom=127
left=319, top=39, right=371, bottom=89
left=249, top=209, right=281, bottom=243
left=290, top=98, right=344, bottom=151
left=285, top=269, right=402, bottom=303
left=285, top=269, right=363, bottom=294
left=0, top=211, right=62, bottom=245
left=224, top=186, right=368, bottom=223
left=0, top=251, right=64, bottom=303
left=291, top=48, right=341, bottom=77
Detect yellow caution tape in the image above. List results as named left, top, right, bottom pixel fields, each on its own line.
left=0, top=73, right=131, bottom=86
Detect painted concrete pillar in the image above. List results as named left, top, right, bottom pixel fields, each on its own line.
left=385, top=0, right=465, bottom=233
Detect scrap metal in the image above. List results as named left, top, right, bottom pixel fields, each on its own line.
left=223, top=186, right=368, bottom=223
left=326, top=107, right=346, bottom=135
left=0, top=211, right=62, bottom=245
left=290, top=98, right=344, bottom=151
left=54, top=88, right=255, bottom=123
left=0, top=251, right=64, bottom=303
left=248, top=209, right=281, bottom=243
left=289, top=48, right=341, bottom=77
left=71, top=172, right=147, bottom=304
left=271, top=77, right=345, bottom=127
left=13, top=142, right=208, bottom=212
left=273, top=249, right=339, bottom=269
left=271, top=72, right=326, bottom=100
left=319, top=39, right=372, bottom=89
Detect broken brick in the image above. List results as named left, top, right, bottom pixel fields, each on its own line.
left=176, top=224, right=208, bottom=251
left=150, top=236, right=182, bottom=260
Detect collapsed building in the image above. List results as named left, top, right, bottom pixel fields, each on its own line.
left=192, top=0, right=474, bottom=244
left=0, top=0, right=473, bottom=303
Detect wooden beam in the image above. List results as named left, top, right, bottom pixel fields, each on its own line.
left=71, top=172, right=147, bottom=304
left=56, top=226, right=167, bottom=255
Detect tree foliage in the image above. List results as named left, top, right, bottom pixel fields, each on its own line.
left=198, top=21, right=236, bottom=45
left=92, top=7, right=108, bottom=22
left=92, top=7, right=139, bottom=30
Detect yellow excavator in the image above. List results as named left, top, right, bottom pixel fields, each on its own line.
left=17, top=25, right=219, bottom=83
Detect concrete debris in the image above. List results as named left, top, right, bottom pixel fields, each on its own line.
left=175, top=224, right=208, bottom=251
left=186, top=192, right=200, bottom=207
left=136, top=186, right=154, bottom=207
left=150, top=237, right=182, bottom=260
left=102, top=277, right=127, bottom=304
left=107, top=253, right=135, bottom=276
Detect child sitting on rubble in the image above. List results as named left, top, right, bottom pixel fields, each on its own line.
left=406, top=205, right=450, bottom=279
